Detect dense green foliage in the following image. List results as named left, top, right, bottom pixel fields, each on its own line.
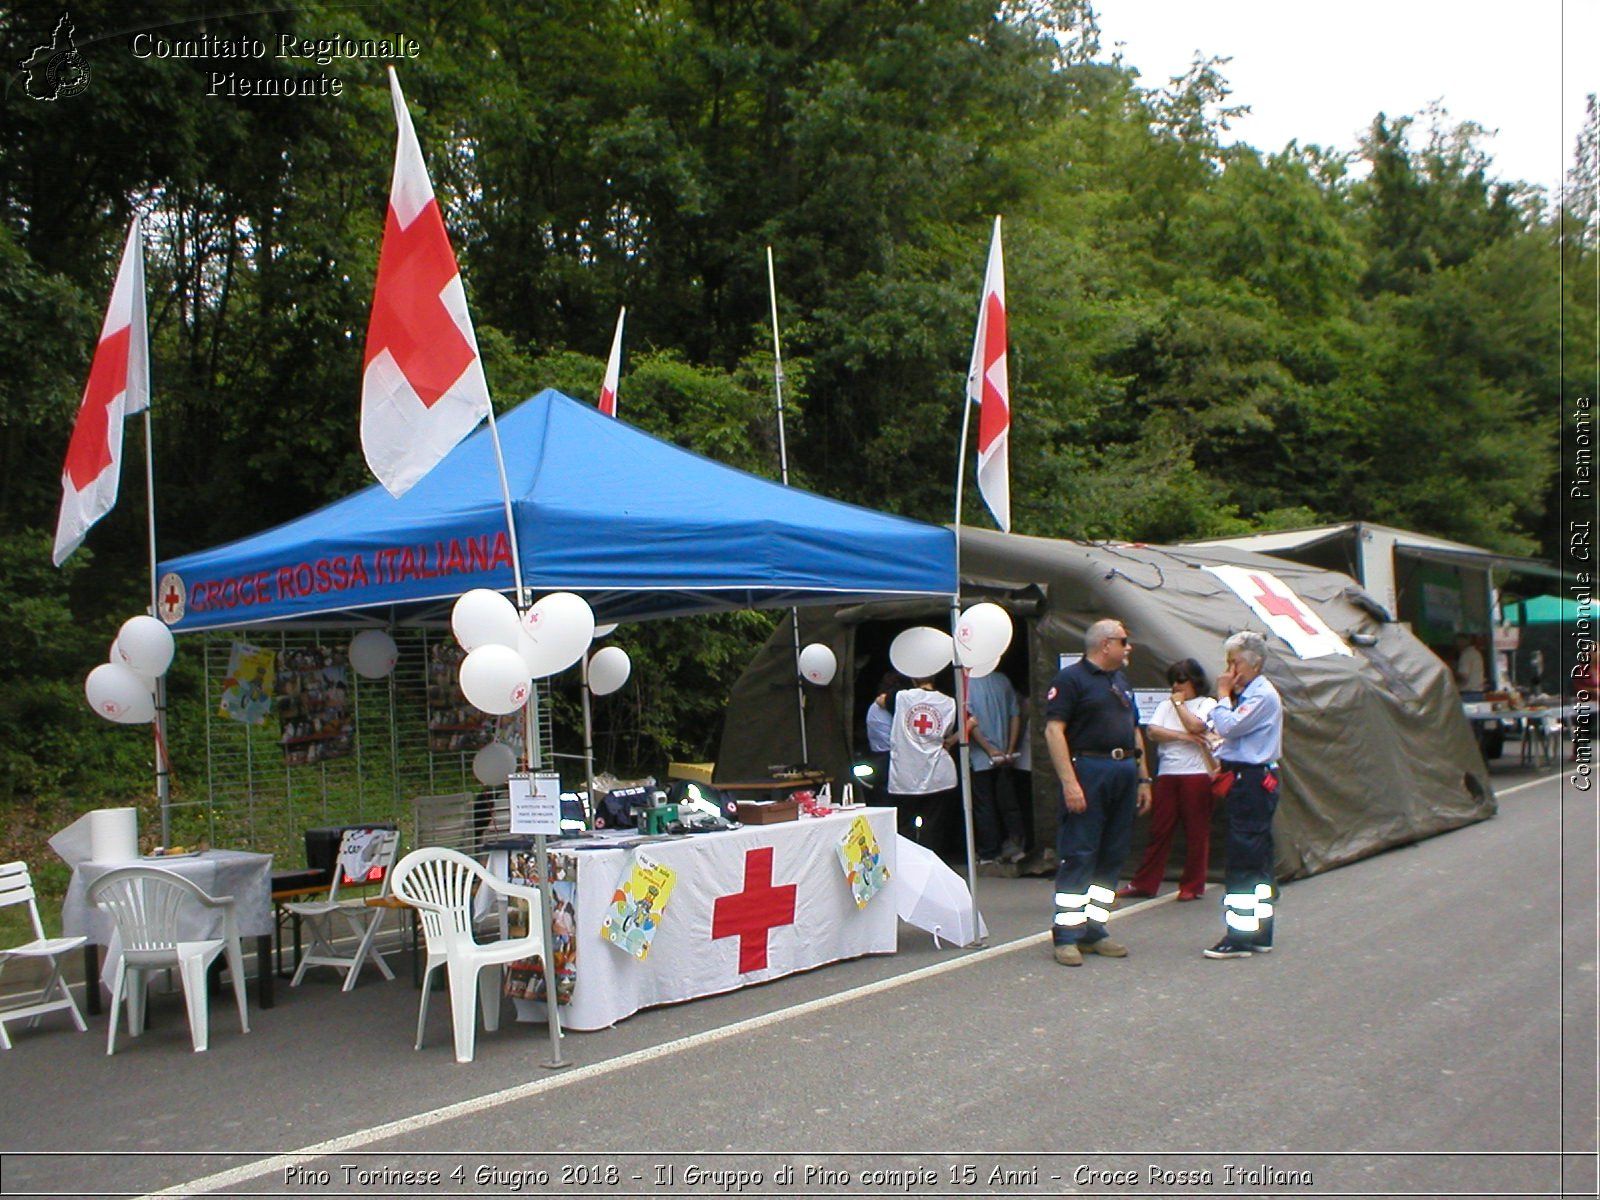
left=0, top=0, right=1584, bottom=809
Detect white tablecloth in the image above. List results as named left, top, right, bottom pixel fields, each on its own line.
left=62, top=849, right=275, bottom=946
left=504, top=808, right=898, bottom=1031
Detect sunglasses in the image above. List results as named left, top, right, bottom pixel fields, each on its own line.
left=1107, top=635, right=1132, bottom=645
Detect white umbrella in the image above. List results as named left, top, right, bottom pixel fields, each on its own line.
left=893, top=835, right=988, bottom=948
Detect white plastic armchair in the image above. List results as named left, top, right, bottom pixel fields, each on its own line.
left=88, top=866, right=250, bottom=1055
left=390, top=847, right=544, bottom=1064
left=287, top=828, right=401, bottom=991
left=0, top=861, right=88, bottom=1050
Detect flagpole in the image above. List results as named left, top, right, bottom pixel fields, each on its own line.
left=767, top=247, right=810, bottom=766
left=122, top=211, right=172, bottom=850
left=950, top=218, right=999, bottom=949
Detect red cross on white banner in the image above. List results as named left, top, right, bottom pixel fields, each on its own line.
left=711, top=846, right=796, bottom=974
left=1204, top=565, right=1353, bottom=659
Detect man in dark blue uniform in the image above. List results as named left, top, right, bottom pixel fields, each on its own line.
left=1044, top=618, right=1152, bottom=966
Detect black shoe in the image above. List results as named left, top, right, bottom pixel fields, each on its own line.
left=1203, top=939, right=1254, bottom=959
left=1253, top=943, right=1273, bottom=954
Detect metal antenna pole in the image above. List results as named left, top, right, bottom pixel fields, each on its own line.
left=767, top=246, right=810, bottom=765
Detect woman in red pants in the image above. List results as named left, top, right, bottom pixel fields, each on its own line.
left=1118, top=659, right=1219, bottom=901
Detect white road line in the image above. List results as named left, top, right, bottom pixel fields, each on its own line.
left=146, top=768, right=1561, bottom=1196
left=142, top=929, right=1051, bottom=1197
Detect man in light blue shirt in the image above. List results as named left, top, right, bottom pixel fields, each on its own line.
left=1203, top=630, right=1285, bottom=959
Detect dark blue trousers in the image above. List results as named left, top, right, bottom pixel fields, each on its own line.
left=1220, top=763, right=1279, bottom=946
left=1052, top=757, right=1138, bottom=945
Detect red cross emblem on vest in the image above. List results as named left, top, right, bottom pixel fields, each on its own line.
left=1248, top=573, right=1318, bottom=636
left=711, top=846, right=797, bottom=974
left=911, top=710, right=937, bottom=735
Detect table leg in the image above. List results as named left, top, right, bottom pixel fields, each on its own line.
left=256, top=934, right=274, bottom=1008
left=82, top=944, right=101, bottom=1016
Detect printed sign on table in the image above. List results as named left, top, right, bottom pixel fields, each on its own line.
left=509, top=772, right=562, bottom=836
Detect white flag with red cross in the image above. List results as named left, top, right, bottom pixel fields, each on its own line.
left=598, top=306, right=625, bottom=417
left=53, top=215, right=150, bottom=567
left=361, top=67, right=491, bottom=498
left=966, top=215, right=1009, bottom=532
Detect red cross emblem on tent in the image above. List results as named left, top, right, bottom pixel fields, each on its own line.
left=157, top=573, right=185, bottom=625
left=711, top=846, right=796, bottom=974
left=1247, top=573, right=1319, bottom=636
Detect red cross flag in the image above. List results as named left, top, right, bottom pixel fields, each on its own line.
left=598, top=306, right=625, bottom=417
left=361, top=67, right=491, bottom=497
left=966, top=215, right=1009, bottom=532
left=53, top=215, right=150, bottom=567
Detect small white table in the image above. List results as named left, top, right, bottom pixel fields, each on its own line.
left=63, top=850, right=275, bottom=1011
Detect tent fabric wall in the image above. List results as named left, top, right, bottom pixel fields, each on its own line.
left=156, top=390, right=957, bottom=632
left=719, top=528, right=1494, bottom=883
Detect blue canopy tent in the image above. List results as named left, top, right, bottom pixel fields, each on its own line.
left=156, top=389, right=956, bottom=630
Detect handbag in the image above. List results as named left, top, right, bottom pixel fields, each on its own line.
left=1209, top=770, right=1235, bottom=802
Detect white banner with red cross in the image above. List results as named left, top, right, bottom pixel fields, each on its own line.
left=1204, top=565, right=1354, bottom=659
left=506, top=807, right=899, bottom=1031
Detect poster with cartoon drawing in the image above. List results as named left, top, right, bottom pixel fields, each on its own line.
left=602, top=852, right=676, bottom=960
left=836, top=814, right=889, bottom=908
left=219, top=642, right=275, bottom=726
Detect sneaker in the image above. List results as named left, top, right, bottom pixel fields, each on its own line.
left=1001, top=843, right=1027, bottom=864
left=1081, top=937, right=1127, bottom=957
left=1253, top=943, right=1273, bottom=954
left=1203, top=939, right=1254, bottom=959
left=1052, top=943, right=1083, bottom=967
left=977, top=857, right=998, bottom=866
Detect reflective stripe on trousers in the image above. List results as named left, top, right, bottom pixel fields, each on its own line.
left=1224, top=883, right=1275, bottom=933
left=1054, top=883, right=1114, bottom=928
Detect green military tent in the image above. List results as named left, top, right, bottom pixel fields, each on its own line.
left=718, top=528, right=1494, bottom=883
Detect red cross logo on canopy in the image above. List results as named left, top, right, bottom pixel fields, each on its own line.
left=157, top=573, right=185, bottom=625
left=711, top=846, right=797, bottom=974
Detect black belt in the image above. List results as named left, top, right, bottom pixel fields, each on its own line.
left=1075, top=748, right=1139, bottom=760
left=1219, top=759, right=1276, bottom=771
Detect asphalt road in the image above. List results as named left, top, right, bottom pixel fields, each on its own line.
left=2, top=767, right=1593, bottom=1199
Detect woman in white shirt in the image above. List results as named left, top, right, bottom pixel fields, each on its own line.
left=1118, top=659, right=1219, bottom=901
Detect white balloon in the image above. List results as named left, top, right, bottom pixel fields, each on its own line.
left=520, top=591, right=596, bottom=678
left=451, top=588, right=522, bottom=652
left=965, top=656, right=1001, bottom=679
left=108, top=637, right=157, bottom=691
left=587, top=645, right=632, bottom=696
left=457, top=644, right=532, bottom=715
left=889, top=626, right=954, bottom=679
left=472, top=741, right=518, bottom=787
left=593, top=623, right=619, bottom=638
left=798, top=642, right=838, bottom=686
left=955, top=602, right=1013, bottom=665
left=85, top=663, right=156, bottom=724
left=348, top=630, right=399, bottom=679
left=113, top=615, right=175, bottom=677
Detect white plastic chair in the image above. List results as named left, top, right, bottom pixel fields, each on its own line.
left=286, top=828, right=401, bottom=991
left=390, top=847, right=544, bottom=1064
left=88, top=866, right=250, bottom=1055
left=0, top=861, right=88, bottom=1050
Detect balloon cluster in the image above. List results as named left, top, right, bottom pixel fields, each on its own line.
left=448, top=589, right=634, bottom=786
left=85, top=616, right=175, bottom=724
left=888, top=602, right=1013, bottom=679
